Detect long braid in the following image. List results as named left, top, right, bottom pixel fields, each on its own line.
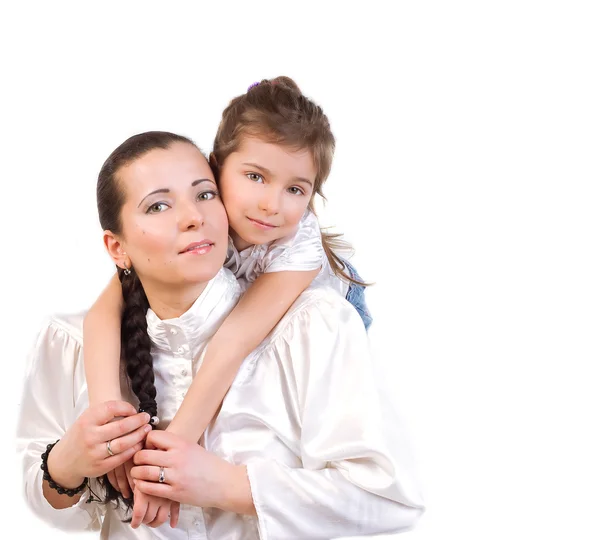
left=96, top=268, right=157, bottom=513
left=119, top=268, right=157, bottom=418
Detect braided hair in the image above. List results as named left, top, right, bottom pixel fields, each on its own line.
left=95, top=131, right=197, bottom=509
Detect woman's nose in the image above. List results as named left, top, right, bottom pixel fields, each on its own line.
left=179, top=201, right=204, bottom=230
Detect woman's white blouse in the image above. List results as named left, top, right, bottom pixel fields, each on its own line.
left=17, top=268, right=423, bottom=539
left=224, top=210, right=350, bottom=296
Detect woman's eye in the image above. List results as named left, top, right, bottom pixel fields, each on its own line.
left=246, top=173, right=264, bottom=183
left=288, top=186, right=305, bottom=196
left=197, top=190, right=217, bottom=201
left=146, top=202, right=168, bottom=214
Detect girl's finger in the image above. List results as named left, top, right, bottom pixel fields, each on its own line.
left=114, top=464, right=131, bottom=499
left=142, top=499, right=160, bottom=525
left=170, top=501, right=180, bottom=528
left=130, top=492, right=149, bottom=529
left=148, top=502, right=171, bottom=528
left=106, top=469, right=120, bottom=492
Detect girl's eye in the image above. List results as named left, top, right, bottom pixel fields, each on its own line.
left=146, top=202, right=169, bottom=214
left=288, top=186, right=305, bottom=196
left=246, top=173, right=264, bottom=183
left=197, top=190, right=217, bottom=201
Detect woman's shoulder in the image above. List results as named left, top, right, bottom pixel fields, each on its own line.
left=32, top=311, right=87, bottom=352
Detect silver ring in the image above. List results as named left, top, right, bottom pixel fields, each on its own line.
left=158, top=467, right=165, bottom=483
left=107, top=440, right=115, bottom=457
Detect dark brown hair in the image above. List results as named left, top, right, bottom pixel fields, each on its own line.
left=211, top=76, right=364, bottom=284
left=96, top=131, right=197, bottom=509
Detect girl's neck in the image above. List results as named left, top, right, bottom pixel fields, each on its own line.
left=142, top=280, right=209, bottom=320
left=230, top=229, right=255, bottom=252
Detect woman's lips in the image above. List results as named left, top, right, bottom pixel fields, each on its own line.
left=179, top=241, right=214, bottom=255
left=247, top=217, right=277, bottom=230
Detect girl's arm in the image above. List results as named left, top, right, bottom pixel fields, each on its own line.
left=166, top=268, right=320, bottom=443
left=83, top=273, right=124, bottom=405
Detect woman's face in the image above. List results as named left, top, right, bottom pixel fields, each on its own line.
left=112, top=142, right=229, bottom=291
left=218, top=137, right=316, bottom=251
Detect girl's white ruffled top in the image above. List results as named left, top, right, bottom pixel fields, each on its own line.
left=18, top=268, right=424, bottom=539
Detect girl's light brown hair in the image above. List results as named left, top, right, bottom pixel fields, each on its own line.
left=211, top=76, right=364, bottom=285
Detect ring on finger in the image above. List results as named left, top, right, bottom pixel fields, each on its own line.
left=107, top=440, right=115, bottom=457
left=158, top=467, right=166, bottom=483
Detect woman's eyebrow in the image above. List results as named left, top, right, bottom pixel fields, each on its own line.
left=138, top=179, right=215, bottom=207
left=138, top=188, right=169, bottom=208
left=191, top=178, right=214, bottom=187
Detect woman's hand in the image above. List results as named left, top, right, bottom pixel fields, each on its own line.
left=107, top=460, right=135, bottom=499
left=48, top=400, right=152, bottom=488
left=130, top=430, right=255, bottom=515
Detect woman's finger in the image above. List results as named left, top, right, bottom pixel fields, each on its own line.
left=99, top=441, right=144, bottom=476
left=98, top=412, right=150, bottom=442
left=135, top=480, right=171, bottom=500
left=101, top=423, right=152, bottom=458
left=88, top=400, right=138, bottom=426
left=130, top=465, right=166, bottom=483
left=144, top=429, right=181, bottom=451
left=133, top=449, right=172, bottom=468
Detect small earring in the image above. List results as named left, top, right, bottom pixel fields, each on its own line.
left=123, top=268, right=131, bottom=276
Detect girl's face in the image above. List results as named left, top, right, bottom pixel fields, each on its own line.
left=218, top=137, right=316, bottom=250
left=108, top=142, right=229, bottom=294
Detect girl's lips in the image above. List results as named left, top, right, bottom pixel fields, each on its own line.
left=247, top=217, right=277, bottom=230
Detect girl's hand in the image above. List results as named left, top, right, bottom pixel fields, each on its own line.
left=130, top=430, right=252, bottom=513
left=48, top=401, right=152, bottom=488
left=107, top=460, right=135, bottom=499
left=130, top=488, right=180, bottom=529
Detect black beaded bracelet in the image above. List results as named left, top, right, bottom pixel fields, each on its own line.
left=40, top=440, right=88, bottom=497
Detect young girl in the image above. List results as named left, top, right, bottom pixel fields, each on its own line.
left=84, top=76, right=372, bottom=525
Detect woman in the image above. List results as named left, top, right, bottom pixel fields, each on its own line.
left=17, top=131, right=423, bottom=539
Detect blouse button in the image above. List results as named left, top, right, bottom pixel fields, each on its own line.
left=181, top=369, right=187, bottom=376
left=170, top=328, right=178, bottom=335
left=176, top=346, right=184, bottom=354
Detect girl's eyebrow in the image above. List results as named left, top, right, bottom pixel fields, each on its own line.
left=242, top=162, right=314, bottom=187
left=138, top=178, right=214, bottom=207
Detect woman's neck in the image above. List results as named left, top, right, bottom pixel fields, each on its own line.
left=143, top=280, right=209, bottom=320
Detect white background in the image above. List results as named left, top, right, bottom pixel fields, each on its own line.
left=2, top=1, right=599, bottom=539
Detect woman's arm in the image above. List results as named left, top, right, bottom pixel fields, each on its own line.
left=242, top=292, right=425, bottom=539
left=83, top=273, right=124, bottom=405
left=17, top=318, right=149, bottom=530
left=166, top=268, right=319, bottom=443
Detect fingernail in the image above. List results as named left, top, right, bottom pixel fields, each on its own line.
left=144, top=424, right=152, bottom=433
left=143, top=413, right=151, bottom=423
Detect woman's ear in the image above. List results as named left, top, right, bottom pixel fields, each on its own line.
left=103, top=230, right=130, bottom=270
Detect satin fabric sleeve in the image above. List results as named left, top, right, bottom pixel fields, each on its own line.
left=16, top=317, right=102, bottom=532
left=262, top=211, right=325, bottom=274
left=245, top=292, right=424, bottom=539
